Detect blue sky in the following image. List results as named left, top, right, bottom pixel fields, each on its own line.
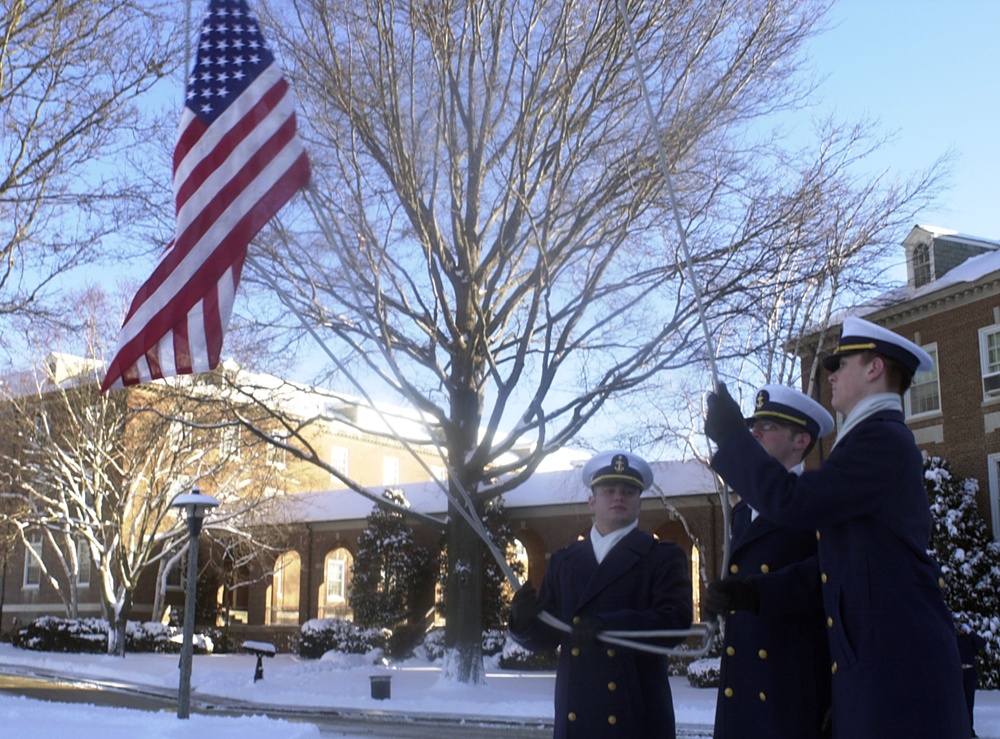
left=805, top=0, right=1000, bottom=240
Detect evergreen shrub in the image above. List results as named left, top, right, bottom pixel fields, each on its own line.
left=298, top=617, right=390, bottom=659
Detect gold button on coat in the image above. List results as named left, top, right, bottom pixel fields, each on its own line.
left=827, top=616, right=833, bottom=628
left=730, top=564, right=739, bottom=574
left=759, top=692, right=767, bottom=702
left=758, top=649, right=767, bottom=659
left=760, top=564, right=769, bottom=573
left=573, top=616, right=581, bottom=625
left=606, top=649, right=616, bottom=657
left=608, top=716, right=617, bottom=725
left=607, top=682, right=617, bottom=692
left=821, top=573, right=828, bottom=584
left=571, top=647, right=580, bottom=656
left=724, top=687, right=734, bottom=697
left=815, top=530, right=821, bottom=540
left=568, top=712, right=577, bottom=721
left=726, top=646, right=735, bottom=656
left=831, top=661, right=838, bottom=674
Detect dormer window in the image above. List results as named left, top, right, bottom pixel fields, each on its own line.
left=911, top=242, right=932, bottom=288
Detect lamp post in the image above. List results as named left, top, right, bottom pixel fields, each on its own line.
left=171, top=487, right=219, bottom=719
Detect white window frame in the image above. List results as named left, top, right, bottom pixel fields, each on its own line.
left=23, top=536, right=43, bottom=588
left=219, top=424, right=242, bottom=459
left=266, top=443, right=287, bottom=470
left=911, top=242, right=932, bottom=287
left=383, top=456, right=400, bottom=486
left=979, top=326, right=1000, bottom=400
left=325, top=554, right=347, bottom=603
left=904, top=343, right=940, bottom=418
left=76, top=538, right=91, bottom=587
left=988, top=453, right=1000, bottom=544
left=330, top=445, right=348, bottom=483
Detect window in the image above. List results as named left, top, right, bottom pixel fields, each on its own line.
left=267, top=551, right=300, bottom=625
left=980, top=327, right=1000, bottom=399
left=170, top=412, right=194, bottom=452
left=76, top=539, right=91, bottom=586
left=325, top=548, right=352, bottom=603
left=987, top=454, right=1000, bottom=544
left=266, top=443, right=286, bottom=469
left=905, top=344, right=940, bottom=417
left=220, top=424, right=242, bottom=459
left=23, top=536, right=43, bottom=587
left=911, top=242, right=932, bottom=288
left=383, top=456, right=400, bottom=486
left=330, top=445, right=348, bottom=482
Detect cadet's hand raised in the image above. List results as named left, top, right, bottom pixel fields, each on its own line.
left=705, top=382, right=745, bottom=446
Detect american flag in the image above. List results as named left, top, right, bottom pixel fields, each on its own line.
left=101, top=0, right=309, bottom=392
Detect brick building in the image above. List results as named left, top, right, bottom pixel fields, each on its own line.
left=799, top=225, right=1000, bottom=542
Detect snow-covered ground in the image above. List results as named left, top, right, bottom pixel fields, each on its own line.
left=0, top=643, right=997, bottom=738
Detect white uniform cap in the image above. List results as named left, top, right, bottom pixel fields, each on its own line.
left=822, top=316, right=933, bottom=375
left=749, top=384, right=835, bottom=439
left=582, top=450, right=654, bottom=491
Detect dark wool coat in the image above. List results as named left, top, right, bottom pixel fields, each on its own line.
left=509, top=528, right=692, bottom=739
left=714, top=500, right=831, bottom=739
left=712, top=410, right=970, bottom=739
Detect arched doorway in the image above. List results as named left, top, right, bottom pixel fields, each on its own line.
left=265, top=550, right=301, bottom=625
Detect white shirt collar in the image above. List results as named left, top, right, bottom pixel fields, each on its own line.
left=590, top=520, right=638, bottom=564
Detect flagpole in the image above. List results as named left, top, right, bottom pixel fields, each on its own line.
left=614, top=0, right=733, bottom=584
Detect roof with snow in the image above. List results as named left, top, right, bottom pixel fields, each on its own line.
left=267, top=458, right=719, bottom=524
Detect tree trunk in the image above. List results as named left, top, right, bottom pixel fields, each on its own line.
left=107, top=591, right=132, bottom=657
left=442, top=500, right=485, bottom=685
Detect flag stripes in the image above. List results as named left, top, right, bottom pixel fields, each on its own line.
left=101, top=3, right=309, bottom=393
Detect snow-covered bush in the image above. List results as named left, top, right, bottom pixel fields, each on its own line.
left=11, top=617, right=213, bottom=654
left=413, top=627, right=446, bottom=661
left=925, top=456, right=1000, bottom=688
left=298, top=617, right=390, bottom=660
left=686, top=657, right=721, bottom=688
left=497, top=634, right=558, bottom=670
left=12, top=616, right=107, bottom=653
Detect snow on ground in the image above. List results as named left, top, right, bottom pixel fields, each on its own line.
left=0, top=643, right=998, bottom=737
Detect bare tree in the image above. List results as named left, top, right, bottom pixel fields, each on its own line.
left=224, top=0, right=844, bottom=685
left=0, top=0, right=179, bottom=344
left=0, top=289, right=282, bottom=654
left=617, top=116, right=950, bottom=462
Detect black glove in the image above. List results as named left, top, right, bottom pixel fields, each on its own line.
left=705, top=382, right=746, bottom=446
left=705, top=577, right=760, bottom=618
left=509, top=583, right=542, bottom=631
left=570, top=615, right=604, bottom=650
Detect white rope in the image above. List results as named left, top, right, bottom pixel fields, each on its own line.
left=613, top=0, right=732, bottom=584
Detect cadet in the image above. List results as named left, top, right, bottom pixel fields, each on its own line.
left=706, top=384, right=833, bottom=739
left=705, top=316, right=970, bottom=738
left=507, top=450, right=693, bottom=739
